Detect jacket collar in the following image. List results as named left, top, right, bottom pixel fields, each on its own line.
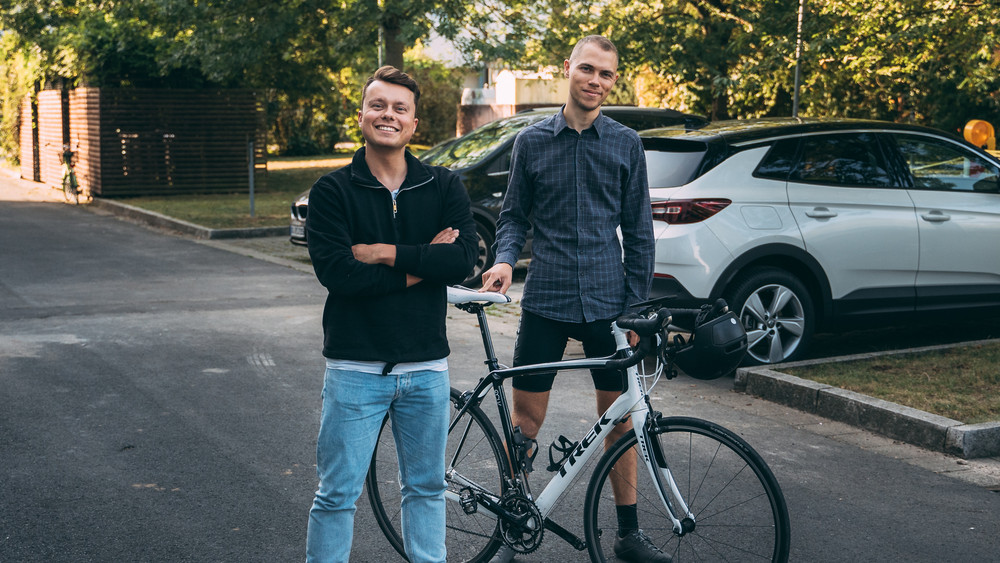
left=349, top=146, right=433, bottom=190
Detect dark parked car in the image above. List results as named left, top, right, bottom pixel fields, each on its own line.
left=289, top=106, right=708, bottom=286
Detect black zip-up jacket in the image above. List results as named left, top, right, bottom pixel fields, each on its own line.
left=306, top=148, right=478, bottom=363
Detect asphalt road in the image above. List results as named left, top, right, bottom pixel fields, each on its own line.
left=3, top=199, right=1000, bottom=562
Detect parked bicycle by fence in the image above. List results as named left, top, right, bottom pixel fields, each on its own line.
left=366, top=286, right=791, bottom=562
left=57, top=142, right=89, bottom=204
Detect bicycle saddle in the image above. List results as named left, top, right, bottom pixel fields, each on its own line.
left=447, top=285, right=512, bottom=305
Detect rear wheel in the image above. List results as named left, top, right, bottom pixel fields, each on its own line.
left=726, top=267, right=814, bottom=365
left=366, top=388, right=509, bottom=563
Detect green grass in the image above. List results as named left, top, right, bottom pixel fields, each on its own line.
left=783, top=342, right=1000, bottom=424
left=118, top=152, right=354, bottom=229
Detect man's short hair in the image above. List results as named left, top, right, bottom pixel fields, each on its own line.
left=569, top=35, right=619, bottom=68
left=362, top=65, right=421, bottom=109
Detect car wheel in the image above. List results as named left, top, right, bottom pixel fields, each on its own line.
left=462, top=220, right=495, bottom=288
left=725, top=268, right=814, bottom=366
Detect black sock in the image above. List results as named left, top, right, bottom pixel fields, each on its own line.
left=616, top=504, right=638, bottom=538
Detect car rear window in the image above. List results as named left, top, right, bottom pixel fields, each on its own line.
left=643, top=139, right=709, bottom=188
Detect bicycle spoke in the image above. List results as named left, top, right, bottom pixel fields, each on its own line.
left=585, top=417, right=789, bottom=563
left=367, top=388, right=507, bottom=563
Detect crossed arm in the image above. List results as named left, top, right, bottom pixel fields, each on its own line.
left=352, top=227, right=460, bottom=286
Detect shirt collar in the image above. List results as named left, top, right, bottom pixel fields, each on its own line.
left=551, top=105, right=607, bottom=138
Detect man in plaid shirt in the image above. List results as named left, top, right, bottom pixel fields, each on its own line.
left=480, top=35, right=663, bottom=563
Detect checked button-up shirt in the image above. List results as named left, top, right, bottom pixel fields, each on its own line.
left=493, top=108, right=654, bottom=323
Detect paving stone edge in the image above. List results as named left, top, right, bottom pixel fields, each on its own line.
left=91, top=197, right=287, bottom=239
left=735, top=341, right=1000, bottom=459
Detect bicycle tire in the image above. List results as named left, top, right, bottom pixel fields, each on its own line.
left=63, top=172, right=78, bottom=204
left=584, top=416, right=790, bottom=562
left=366, top=387, right=510, bottom=563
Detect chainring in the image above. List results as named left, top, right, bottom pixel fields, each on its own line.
left=498, top=491, right=544, bottom=554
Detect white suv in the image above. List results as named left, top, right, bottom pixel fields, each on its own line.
left=643, top=118, right=1000, bottom=365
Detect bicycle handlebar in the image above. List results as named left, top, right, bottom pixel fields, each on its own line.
left=605, top=307, right=671, bottom=371
left=607, top=298, right=731, bottom=372
left=615, top=308, right=671, bottom=337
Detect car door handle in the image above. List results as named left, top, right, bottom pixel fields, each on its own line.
left=805, top=207, right=837, bottom=218
left=920, top=210, right=951, bottom=222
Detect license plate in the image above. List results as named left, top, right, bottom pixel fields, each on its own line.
left=290, top=225, right=305, bottom=239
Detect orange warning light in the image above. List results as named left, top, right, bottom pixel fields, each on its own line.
left=964, top=119, right=996, bottom=150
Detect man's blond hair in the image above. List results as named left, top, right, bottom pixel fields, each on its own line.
left=569, top=35, right=619, bottom=68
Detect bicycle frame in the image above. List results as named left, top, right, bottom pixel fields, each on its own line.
left=447, top=303, right=695, bottom=548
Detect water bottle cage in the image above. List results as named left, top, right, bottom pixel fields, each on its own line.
left=546, top=435, right=579, bottom=472
left=511, top=426, right=538, bottom=473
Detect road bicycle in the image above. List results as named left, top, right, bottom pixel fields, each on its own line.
left=366, top=286, right=790, bottom=562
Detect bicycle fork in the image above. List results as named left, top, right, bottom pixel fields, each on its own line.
left=634, top=408, right=697, bottom=536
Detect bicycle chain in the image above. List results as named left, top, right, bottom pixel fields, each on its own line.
left=498, top=491, right=544, bottom=554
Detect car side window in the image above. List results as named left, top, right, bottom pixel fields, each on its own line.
left=754, top=138, right=800, bottom=180
left=790, top=133, right=893, bottom=188
left=891, top=134, right=1000, bottom=193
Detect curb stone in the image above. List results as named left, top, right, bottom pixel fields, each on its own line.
left=91, top=198, right=287, bottom=239
left=735, top=341, right=1000, bottom=459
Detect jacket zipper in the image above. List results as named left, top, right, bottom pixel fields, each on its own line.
left=391, top=176, right=432, bottom=219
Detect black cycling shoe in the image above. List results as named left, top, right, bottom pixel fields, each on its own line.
left=489, top=545, right=515, bottom=563
left=613, top=529, right=672, bottom=563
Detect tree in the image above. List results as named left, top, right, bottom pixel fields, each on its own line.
left=596, top=0, right=800, bottom=120
left=802, top=0, right=1000, bottom=132
left=0, top=32, right=42, bottom=164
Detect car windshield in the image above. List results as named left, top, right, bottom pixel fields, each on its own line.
left=420, top=114, right=543, bottom=169
left=645, top=146, right=708, bottom=187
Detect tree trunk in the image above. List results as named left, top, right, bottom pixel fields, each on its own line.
left=382, top=16, right=405, bottom=71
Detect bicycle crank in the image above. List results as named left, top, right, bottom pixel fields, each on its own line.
left=498, top=491, right=544, bottom=554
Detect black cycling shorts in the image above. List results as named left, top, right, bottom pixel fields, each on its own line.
left=511, top=310, right=622, bottom=393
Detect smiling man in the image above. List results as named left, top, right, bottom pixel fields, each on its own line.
left=480, top=36, right=661, bottom=563
left=304, top=66, right=477, bottom=563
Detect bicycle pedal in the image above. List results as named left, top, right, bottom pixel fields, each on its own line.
left=459, top=487, right=477, bottom=515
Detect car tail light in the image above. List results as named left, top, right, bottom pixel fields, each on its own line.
left=651, top=199, right=731, bottom=224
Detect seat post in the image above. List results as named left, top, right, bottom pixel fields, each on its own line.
left=475, top=305, right=502, bottom=372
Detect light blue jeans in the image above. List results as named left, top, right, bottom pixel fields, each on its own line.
left=306, top=365, right=450, bottom=563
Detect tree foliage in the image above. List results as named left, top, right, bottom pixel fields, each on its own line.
left=803, top=0, right=1000, bottom=133
left=2, top=0, right=999, bottom=161
left=588, top=0, right=1000, bottom=128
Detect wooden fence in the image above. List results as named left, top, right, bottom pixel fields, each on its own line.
left=20, top=88, right=266, bottom=197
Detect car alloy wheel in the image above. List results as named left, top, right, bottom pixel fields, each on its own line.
left=727, top=268, right=814, bottom=365
left=463, top=220, right=495, bottom=287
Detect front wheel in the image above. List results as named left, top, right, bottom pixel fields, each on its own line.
left=63, top=171, right=79, bottom=204
left=366, top=387, right=509, bottom=563
left=584, top=416, right=790, bottom=563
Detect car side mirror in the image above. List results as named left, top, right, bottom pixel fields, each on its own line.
left=972, top=177, right=1000, bottom=193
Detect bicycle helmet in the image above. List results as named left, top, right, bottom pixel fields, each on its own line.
left=672, top=311, right=747, bottom=380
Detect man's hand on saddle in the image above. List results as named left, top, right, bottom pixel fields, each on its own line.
left=479, top=262, right=513, bottom=295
